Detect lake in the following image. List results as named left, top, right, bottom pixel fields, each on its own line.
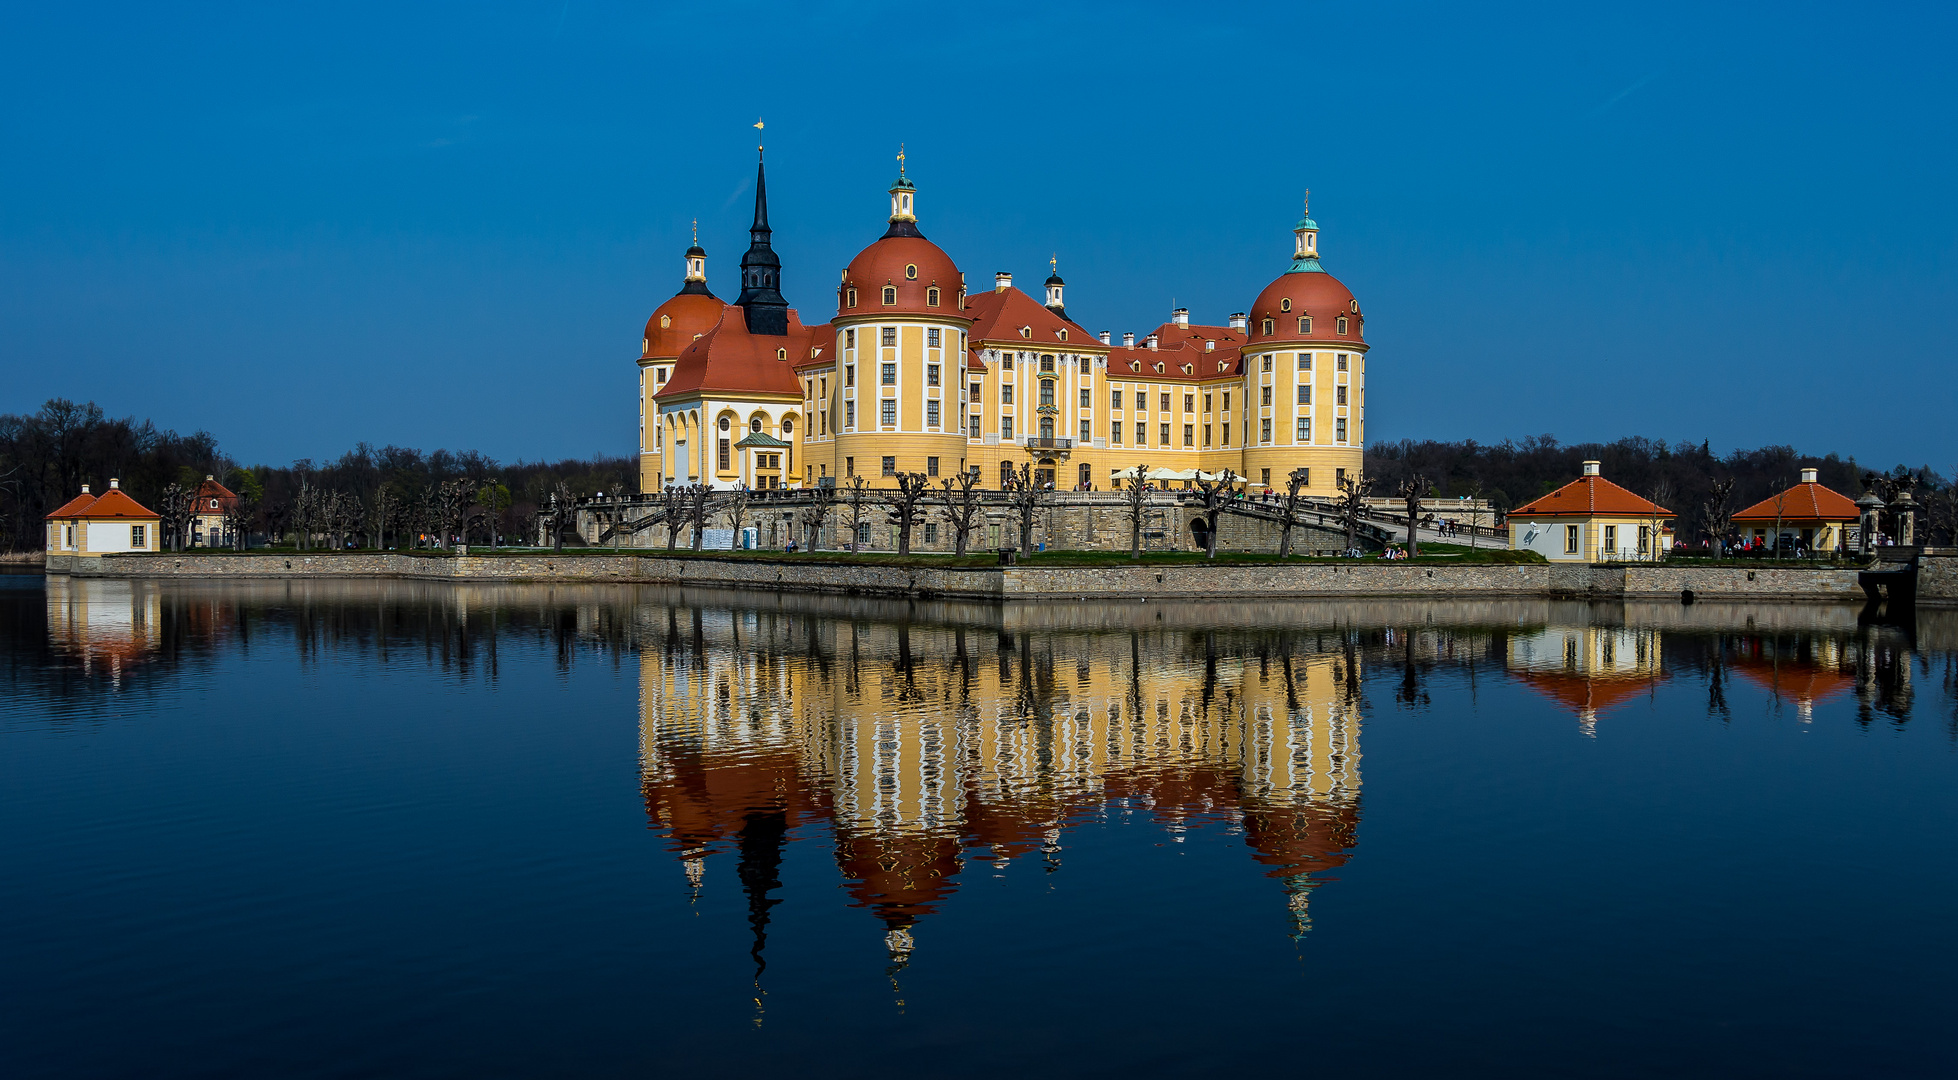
left=3, top=574, right=1955, bottom=1078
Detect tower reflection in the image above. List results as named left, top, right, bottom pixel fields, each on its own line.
left=637, top=606, right=1363, bottom=975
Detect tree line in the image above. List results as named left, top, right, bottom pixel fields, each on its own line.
left=0, top=399, right=633, bottom=551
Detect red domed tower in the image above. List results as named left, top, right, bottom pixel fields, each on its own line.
left=1239, top=193, right=1368, bottom=496
left=828, top=153, right=974, bottom=488
left=637, top=230, right=730, bottom=491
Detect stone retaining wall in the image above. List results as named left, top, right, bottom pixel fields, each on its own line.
left=44, top=551, right=1908, bottom=604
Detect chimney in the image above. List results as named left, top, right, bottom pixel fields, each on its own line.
left=1581, top=461, right=1600, bottom=477
left=1146, top=334, right=1159, bottom=351
left=109, top=478, right=121, bottom=489
left=995, top=271, right=1012, bottom=293
left=205, top=474, right=215, bottom=482
left=1228, top=312, right=1247, bottom=331
left=1122, top=332, right=1136, bottom=347
left=1172, top=308, right=1189, bottom=327
left=1801, top=468, right=1818, bottom=484
left=81, top=484, right=91, bottom=495
left=1098, top=330, right=1111, bottom=345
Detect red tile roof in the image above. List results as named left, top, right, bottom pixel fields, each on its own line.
left=195, top=477, right=238, bottom=513
left=1248, top=271, right=1364, bottom=348
left=1511, top=475, right=1673, bottom=518
left=643, top=292, right=728, bottom=359
left=46, top=492, right=98, bottom=519
left=964, top=286, right=1098, bottom=349
left=1732, top=481, right=1859, bottom=523
left=79, top=489, right=159, bottom=519
left=1513, top=670, right=1663, bottom=719
left=1107, top=337, right=1244, bottom=382
left=655, top=306, right=824, bottom=399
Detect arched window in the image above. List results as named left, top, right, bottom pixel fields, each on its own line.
left=1337, top=316, right=1349, bottom=335
left=882, top=286, right=896, bottom=305
left=926, top=287, right=940, bottom=306
left=1039, top=417, right=1054, bottom=439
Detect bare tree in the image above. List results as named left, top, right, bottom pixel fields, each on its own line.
left=1122, top=463, right=1153, bottom=559
left=885, top=472, right=932, bottom=555
left=158, top=481, right=196, bottom=552
left=1337, top=472, right=1374, bottom=553
left=1190, top=469, right=1239, bottom=559
left=434, top=478, right=477, bottom=549
left=535, top=482, right=573, bottom=553
left=686, top=484, right=713, bottom=551
left=843, top=475, right=872, bottom=551
left=721, top=485, right=752, bottom=550
left=938, top=470, right=983, bottom=556
left=222, top=485, right=256, bottom=551
left=1702, top=478, right=1736, bottom=552
left=1396, top=474, right=1433, bottom=557
left=1647, top=477, right=1676, bottom=562
left=370, top=486, right=401, bottom=551
left=1002, top=462, right=1046, bottom=552
left=1277, top=468, right=1311, bottom=558
left=660, top=485, right=689, bottom=550
left=801, top=484, right=835, bottom=552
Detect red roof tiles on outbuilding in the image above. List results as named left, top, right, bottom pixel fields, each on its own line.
left=1732, top=481, right=1859, bottom=522
left=1511, top=475, right=1673, bottom=518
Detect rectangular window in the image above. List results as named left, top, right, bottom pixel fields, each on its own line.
left=1639, top=525, right=1652, bottom=552
left=1159, top=423, right=1170, bottom=445
left=1039, top=382, right=1055, bottom=408
left=1604, top=525, right=1617, bottom=553
left=1081, top=419, right=1092, bottom=441
left=927, top=328, right=941, bottom=348
left=1081, top=388, right=1092, bottom=408
left=1002, top=385, right=1013, bottom=404
left=1222, top=423, right=1230, bottom=446
left=1297, top=385, right=1311, bottom=405
left=820, top=377, right=827, bottom=399
left=1336, top=353, right=1348, bottom=372
left=845, top=400, right=857, bottom=427
left=924, top=522, right=938, bottom=543
left=1203, top=424, right=1212, bottom=447
left=927, top=363, right=940, bottom=386
left=1296, top=417, right=1310, bottom=441
left=1335, top=418, right=1348, bottom=442
left=881, top=400, right=897, bottom=426
left=845, top=364, right=855, bottom=387
left=656, top=368, right=667, bottom=383
left=1111, top=422, right=1123, bottom=444
left=1262, top=355, right=1273, bottom=372
left=1222, top=391, right=1231, bottom=411
left=1260, top=418, right=1272, bottom=443
left=1159, top=393, right=1170, bottom=412
left=1002, top=417, right=1014, bottom=439
left=1183, top=394, right=1193, bottom=412
left=1182, top=424, right=1193, bottom=447
left=131, top=525, right=146, bottom=547
left=1336, top=468, right=1346, bottom=487
left=846, top=456, right=855, bottom=476
left=1565, top=525, right=1580, bottom=554
left=969, top=416, right=980, bottom=439
left=1299, top=468, right=1310, bottom=487
left=927, top=456, right=940, bottom=477
left=718, top=438, right=730, bottom=470
left=1135, top=422, right=1146, bottom=445
left=1261, top=386, right=1272, bottom=406
left=882, top=456, right=897, bottom=477
left=1111, top=389, right=1123, bottom=410
left=882, top=363, right=897, bottom=385
left=845, top=328, right=856, bottom=349
left=881, top=327, right=897, bottom=347
left=1261, top=468, right=1271, bottom=486
left=846, top=289, right=858, bottom=308
left=1002, top=353, right=1014, bottom=370
left=970, top=382, right=982, bottom=402
left=804, top=381, right=812, bottom=401
left=927, top=400, right=940, bottom=427
left=1336, top=385, right=1348, bottom=406
left=1297, top=353, right=1312, bottom=371
left=1041, top=354, right=1055, bottom=372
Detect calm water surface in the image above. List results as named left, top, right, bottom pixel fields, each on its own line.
left=3, top=573, right=1956, bottom=1078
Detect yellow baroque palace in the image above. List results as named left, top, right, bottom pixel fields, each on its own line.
left=637, top=155, right=1370, bottom=495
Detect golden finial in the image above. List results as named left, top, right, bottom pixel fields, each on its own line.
left=897, top=142, right=906, bottom=176
left=754, top=118, right=764, bottom=154
left=1303, top=188, right=1310, bottom=215
left=691, top=218, right=698, bottom=245
left=1050, top=253, right=1057, bottom=274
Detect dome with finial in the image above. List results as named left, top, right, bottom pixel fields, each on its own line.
left=1246, top=194, right=1363, bottom=349
left=839, top=151, right=966, bottom=321
left=643, top=232, right=725, bottom=358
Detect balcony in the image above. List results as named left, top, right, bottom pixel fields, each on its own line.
left=1023, top=437, right=1074, bottom=451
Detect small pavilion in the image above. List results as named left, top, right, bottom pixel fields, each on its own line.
left=1730, top=469, right=1858, bottom=553
left=45, top=479, right=161, bottom=556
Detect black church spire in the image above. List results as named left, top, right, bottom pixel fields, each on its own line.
left=737, top=158, right=789, bottom=336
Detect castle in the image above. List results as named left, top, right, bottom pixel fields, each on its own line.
left=635, top=152, right=1369, bottom=495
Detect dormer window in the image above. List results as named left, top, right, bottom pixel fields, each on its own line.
left=1261, top=319, right=1274, bottom=335
left=1299, top=316, right=1312, bottom=334
left=1350, top=299, right=1359, bottom=313
left=1057, top=329, right=1068, bottom=341
left=1181, top=364, right=1192, bottom=374
left=926, top=287, right=940, bottom=306
left=776, top=348, right=788, bottom=360
left=1279, top=298, right=1292, bottom=312
left=846, top=288, right=858, bottom=308
left=659, top=315, right=670, bottom=329
left=1019, top=326, right=1032, bottom=338
left=882, top=286, right=897, bottom=305
left=1337, top=316, right=1349, bottom=335
left=1153, top=362, right=1164, bottom=373
left=905, top=264, right=918, bottom=280
left=1129, top=361, right=1140, bottom=372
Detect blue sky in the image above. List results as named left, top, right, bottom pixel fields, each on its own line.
left=3, top=1, right=1954, bottom=470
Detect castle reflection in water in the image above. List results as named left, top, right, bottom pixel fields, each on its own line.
left=635, top=601, right=1363, bottom=965
left=27, top=577, right=1948, bottom=969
